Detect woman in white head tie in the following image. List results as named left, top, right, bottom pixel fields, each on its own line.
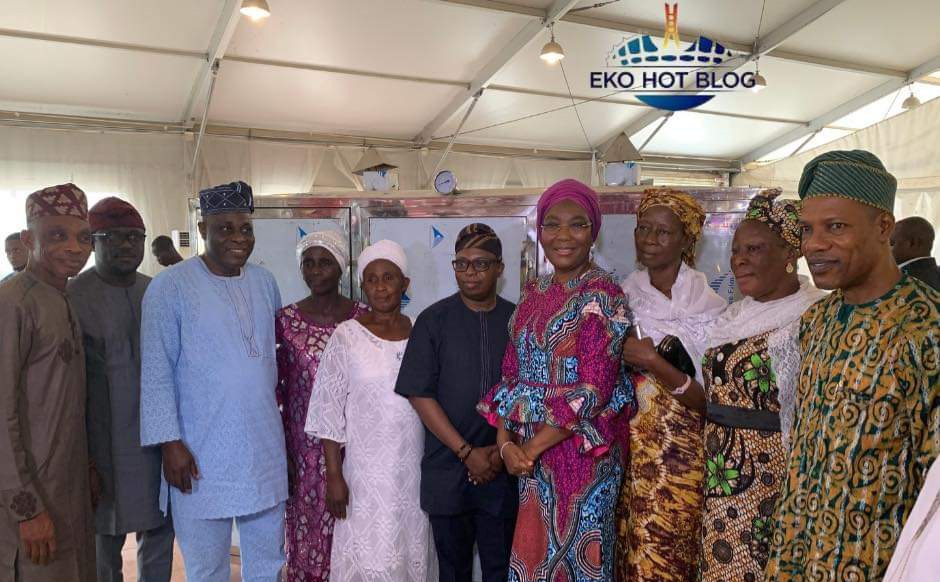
left=275, top=230, right=368, bottom=582
left=305, top=239, right=439, bottom=582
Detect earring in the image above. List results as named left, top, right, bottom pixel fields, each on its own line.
left=785, top=263, right=795, bottom=274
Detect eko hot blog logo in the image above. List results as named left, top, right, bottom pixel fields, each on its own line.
left=590, top=3, right=758, bottom=111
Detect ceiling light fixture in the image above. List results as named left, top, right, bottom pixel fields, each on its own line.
left=902, top=85, right=921, bottom=110
left=540, top=26, right=565, bottom=65
left=750, top=1, right=768, bottom=93
left=240, top=0, right=271, bottom=22
left=751, top=71, right=767, bottom=93
left=751, top=57, right=767, bottom=93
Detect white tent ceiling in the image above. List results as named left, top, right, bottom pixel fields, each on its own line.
left=2, top=0, right=939, bottom=169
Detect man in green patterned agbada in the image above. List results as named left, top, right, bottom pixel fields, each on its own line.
left=765, top=150, right=940, bottom=581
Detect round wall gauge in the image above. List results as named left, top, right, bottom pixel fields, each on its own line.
left=434, top=170, right=457, bottom=195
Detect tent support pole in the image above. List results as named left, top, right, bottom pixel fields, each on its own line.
left=425, top=89, right=483, bottom=188
left=190, top=61, right=220, bottom=179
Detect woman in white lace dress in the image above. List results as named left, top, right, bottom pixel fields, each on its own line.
left=305, top=240, right=438, bottom=582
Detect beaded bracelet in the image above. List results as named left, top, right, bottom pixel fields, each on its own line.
left=458, top=446, right=473, bottom=463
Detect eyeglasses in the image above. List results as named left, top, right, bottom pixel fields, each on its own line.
left=541, top=222, right=592, bottom=236
left=92, top=231, right=147, bottom=247
left=452, top=258, right=500, bottom=272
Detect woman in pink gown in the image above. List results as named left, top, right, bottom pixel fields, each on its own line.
left=276, top=231, right=366, bottom=582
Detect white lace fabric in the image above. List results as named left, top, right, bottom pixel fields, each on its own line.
left=705, top=277, right=826, bottom=450
left=622, top=263, right=727, bottom=383
left=767, top=320, right=801, bottom=449
left=304, top=320, right=438, bottom=582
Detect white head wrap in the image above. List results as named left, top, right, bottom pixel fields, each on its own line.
left=296, top=230, right=350, bottom=273
left=356, top=239, right=409, bottom=280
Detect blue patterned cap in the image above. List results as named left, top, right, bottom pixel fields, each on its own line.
left=199, top=181, right=254, bottom=216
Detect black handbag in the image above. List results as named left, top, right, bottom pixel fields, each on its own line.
left=656, top=335, right=696, bottom=378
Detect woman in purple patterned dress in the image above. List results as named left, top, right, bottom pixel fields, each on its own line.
left=477, top=179, right=634, bottom=582
left=276, top=231, right=367, bottom=582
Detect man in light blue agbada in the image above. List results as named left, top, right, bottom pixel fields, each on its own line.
left=140, top=181, right=287, bottom=582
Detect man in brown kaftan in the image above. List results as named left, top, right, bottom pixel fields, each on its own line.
left=0, top=183, right=96, bottom=582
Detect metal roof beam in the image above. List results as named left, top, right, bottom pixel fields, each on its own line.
left=413, top=0, right=581, bottom=145
left=180, top=0, right=242, bottom=126
left=755, top=0, right=847, bottom=54
left=739, top=53, right=940, bottom=164
left=600, top=0, right=849, bottom=147
left=215, top=57, right=856, bottom=128
left=438, top=0, right=900, bottom=78
left=0, top=107, right=742, bottom=171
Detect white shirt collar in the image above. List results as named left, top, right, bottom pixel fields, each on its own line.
left=899, top=256, right=933, bottom=269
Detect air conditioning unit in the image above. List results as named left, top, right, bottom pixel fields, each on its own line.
left=171, top=230, right=191, bottom=255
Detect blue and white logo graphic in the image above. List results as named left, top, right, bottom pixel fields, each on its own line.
left=430, top=226, right=445, bottom=249
left=708, top=272, right=737, bottom=304
left=589, top=2, right=757, bottom=112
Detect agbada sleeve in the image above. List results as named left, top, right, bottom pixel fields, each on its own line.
left=0, top=298, right=46, bottom=521
left=139, top=275, right=183, bottom=446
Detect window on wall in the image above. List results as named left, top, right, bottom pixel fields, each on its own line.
left=0, top=189, right=116, bottom=279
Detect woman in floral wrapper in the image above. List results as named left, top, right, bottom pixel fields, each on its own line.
left=697, top=191, right=824, bottom=581
left=616, top=188, right=727, bottom=582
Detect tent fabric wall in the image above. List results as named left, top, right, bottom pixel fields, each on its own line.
left=512, top=158, right=596, bottom=188
left=0, top=125, right=188, bottom=276
left=420, top=150, right=515, bottom=191
left=198, top=139, right=594, bottom=193
left=733, top=97, right=940, bottom=258
left=331, top=147, right=589, bottom=191
left=193, top=136, right=329, bottom=195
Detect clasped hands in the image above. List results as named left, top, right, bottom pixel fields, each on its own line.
left=499, top=441, right=537, bottom=479
left=464, top=445, right=504, bottom=486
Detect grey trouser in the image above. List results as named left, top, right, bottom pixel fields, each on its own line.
left=95, top=522, right=174, bottom=582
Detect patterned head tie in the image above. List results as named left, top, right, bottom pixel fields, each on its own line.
left=199, top=181, right=254, bottom=217
left=537, top=179, right=602, bottom=241
left=455, top=223, right=502, bottom=259
left=637, top=188, right=706, bottom=266
left=744, top=189, right=803, bottom=254
left=88, top=197, right=145, bottom=233
left=25, top=183, right=88, bottom=223
left=797, top=149, right=897, bottom=213
left=296, top=230, right=350, bottom=274
left=357, top=239, right=409, bottom=281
